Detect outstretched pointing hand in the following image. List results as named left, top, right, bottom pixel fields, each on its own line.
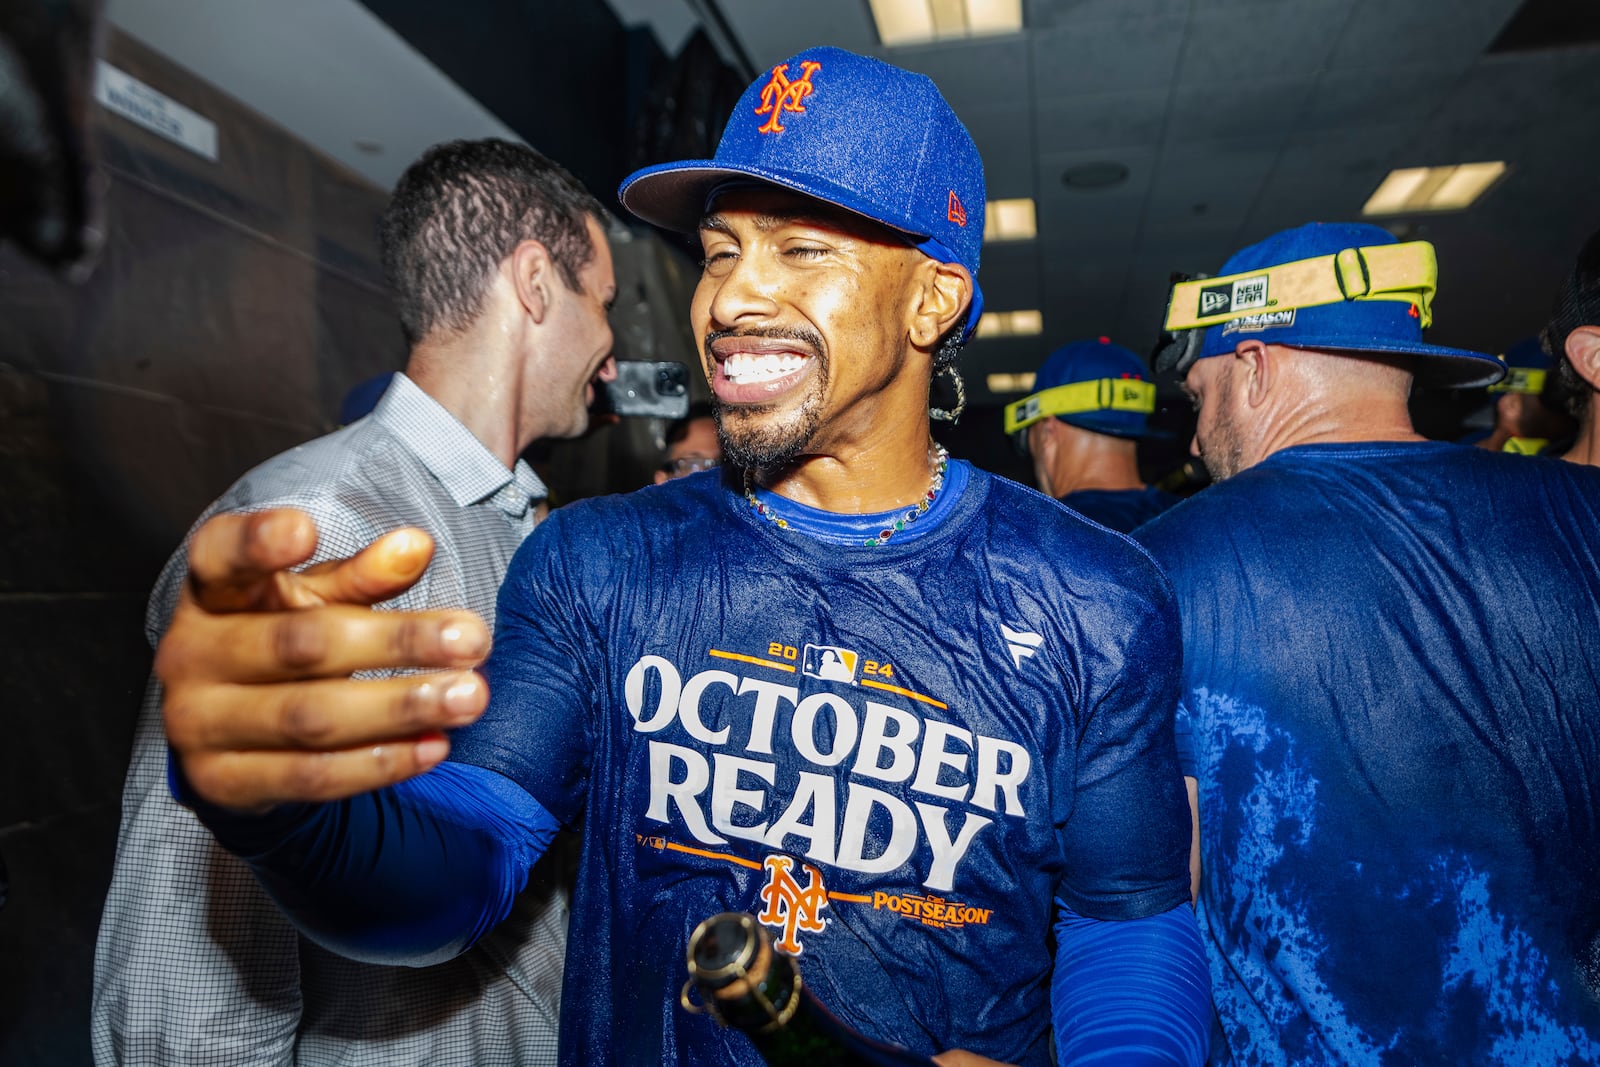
left=161, top=508, right=492, bottom=812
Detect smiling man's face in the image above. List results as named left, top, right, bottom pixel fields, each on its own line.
left=691, top=187, right=932, bottom=473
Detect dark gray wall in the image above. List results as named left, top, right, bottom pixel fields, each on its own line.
left=0, top=27, right=403, bottom=1064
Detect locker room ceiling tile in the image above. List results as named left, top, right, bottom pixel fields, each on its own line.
left=1165, top=76, right=1314, bottom=144
left=1174, top=1, right=1349, bottom=85
left=894, top=37, right=1034, bottom=109
left=959, top=102, right=1036, bottom=200
left=1035, top=88, right=1170, bottom=155
left=1300, top=65, right=1461, bottom=132
left=1030, top=13, right=1187, bottom=97
left=1325, top=0, right=1525, bottom=71
left=973, top=244, right=1043, bottom=314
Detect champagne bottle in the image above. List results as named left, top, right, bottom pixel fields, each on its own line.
left=683, top=911, right=937, bottom=1067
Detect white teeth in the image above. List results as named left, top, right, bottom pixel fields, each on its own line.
left=724, top=352, right=809, bottom=385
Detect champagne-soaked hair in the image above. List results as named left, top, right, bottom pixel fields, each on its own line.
left=380, top=138, right=606, bottom=345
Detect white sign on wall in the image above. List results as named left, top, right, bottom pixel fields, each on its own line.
left=93, top=61, right=218, bottom=162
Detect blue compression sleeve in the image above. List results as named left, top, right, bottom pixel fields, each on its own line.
left=1052, top=899, right=1212, bottom=1067
left=175, top=758, right=559, bottom=966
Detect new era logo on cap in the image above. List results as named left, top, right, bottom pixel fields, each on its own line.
left=1199, top=275, right=1269, bottom=317
left=948, top=191, right=967, bottom=227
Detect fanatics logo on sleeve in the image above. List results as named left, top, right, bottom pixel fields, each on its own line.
left=1199, top=275, right=1270, bottom=318
left=755, top=60, right=822, bottom=134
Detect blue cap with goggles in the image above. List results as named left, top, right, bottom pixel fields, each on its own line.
left=618, top=46, right=986, bottom=342
left=1004, top=337, right=1165, bottom=443
left=1153, top=222, right=1504, bottom=389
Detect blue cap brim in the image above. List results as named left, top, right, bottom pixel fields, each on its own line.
left=1292, top=338, right=1505, bottom=388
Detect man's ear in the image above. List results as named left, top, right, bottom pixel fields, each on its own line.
left=1566, top=325, right=1600, bottom=390
left=1029, top=419, right=1056, bottom=458
left=909, top=259, right=973, bottom=349
left=511, top=238, right=555, bottom=324
left=1234, top=340, right=1273, bottom=407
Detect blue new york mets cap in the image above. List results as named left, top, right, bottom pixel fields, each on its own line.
left=1195, top=222, right=1503, bottom=387
left=618, top=46, right=986, bottom=340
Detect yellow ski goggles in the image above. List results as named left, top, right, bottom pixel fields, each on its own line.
left=1003, top=377, right=1157, bottom=435
left=1153, top=241, right=1439, bottom=375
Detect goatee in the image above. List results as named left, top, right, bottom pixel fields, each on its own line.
left=705, top=326, right=828, bottom=475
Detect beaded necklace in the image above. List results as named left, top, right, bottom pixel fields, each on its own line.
left=743, top=443, right=950, bottom=547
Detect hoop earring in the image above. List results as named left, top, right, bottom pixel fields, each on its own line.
left=930, top=364, right=965, bottom=424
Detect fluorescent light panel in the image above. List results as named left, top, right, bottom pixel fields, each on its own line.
left=1362, top=162, right=1506, bottom=216
left=975, top=310, right=1043, bottom=338
left=870, top=0, right=1022, bottom=46
left=987, top=372, right=1036, bottom=393
left=984, top=197, right=1036, bottom=241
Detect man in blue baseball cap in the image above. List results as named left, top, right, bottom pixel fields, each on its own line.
left=142, top=47, right=1210, bottom=1067
left=1137, top=221, right=1600, bottom=1064
left=1004, top=337, right=1179, bottom=532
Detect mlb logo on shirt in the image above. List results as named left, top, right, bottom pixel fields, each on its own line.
left=802, top=644, right=859, bottom=684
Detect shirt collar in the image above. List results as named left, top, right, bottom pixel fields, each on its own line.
left=373, top=373, right=548, bottom=510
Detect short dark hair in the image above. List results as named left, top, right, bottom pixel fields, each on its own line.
left=380, top=139, right=607, bottom=345
left=1544, top=226, right=1600, bottom=419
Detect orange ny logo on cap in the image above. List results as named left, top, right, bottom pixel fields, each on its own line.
left=755, top=61, right=822, bottom=134
left=947, top=191, right=967, bottom=227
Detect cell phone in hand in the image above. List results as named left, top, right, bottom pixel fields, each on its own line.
left=598, top=360, right=692, bottom=420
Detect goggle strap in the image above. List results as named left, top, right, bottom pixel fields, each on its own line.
left=1162, top=242, right=1437, bottom=332
left=1003, top=378, right=1156, bottom=434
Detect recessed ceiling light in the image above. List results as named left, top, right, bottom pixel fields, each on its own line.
left=1061, top=161, right=1129, bottom=190
left=975, top=310, right=1043, bottom=338
left=984, top=198, right=1036, bottom=242
left=869, top=0, right=1022, bottom=47
left=987, top=372, right=1037, bottom=393
left=1362, top=162, right=1506, bottom=216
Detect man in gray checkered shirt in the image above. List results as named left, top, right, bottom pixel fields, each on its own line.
left=92, top=139, right=619, bottom=1066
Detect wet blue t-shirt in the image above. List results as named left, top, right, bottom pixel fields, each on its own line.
left=453, top=462, right=1193, bottom=1065
left=1060, top=486, right=1181, bottom=534
left=1137, top=441, right=1600, bottom=1065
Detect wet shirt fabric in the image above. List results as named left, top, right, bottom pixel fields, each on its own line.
left=1136, top=441, right=1600, bottom=1066
left=452, top=463, right=1194, bottom=1065
left=1058, top=486, right=1181, bottom=534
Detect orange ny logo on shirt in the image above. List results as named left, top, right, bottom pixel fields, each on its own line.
left=755, top=61, right=822, bottom=134
left=756, top=854, right=830, bottom=954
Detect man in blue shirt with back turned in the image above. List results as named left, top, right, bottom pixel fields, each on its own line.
left=1139, top=221, right=1600, bottom=1065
